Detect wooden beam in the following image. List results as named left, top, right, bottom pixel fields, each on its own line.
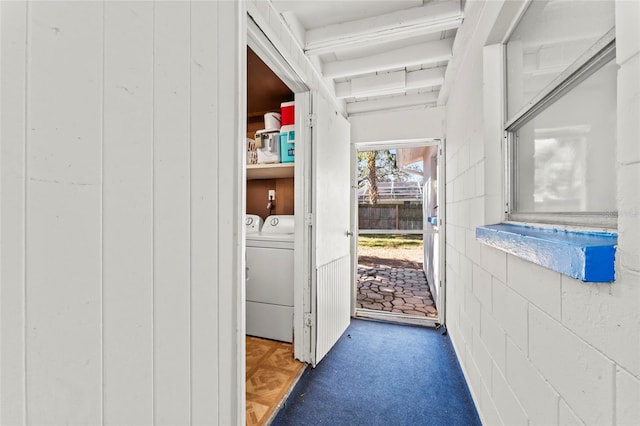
left=305, top=2, right=463, bottom=56
left=335, top=67, right=445, bottom=99
left=323, top=38, right=453, bottom=80
left=346, top=92, right=438, bottom=115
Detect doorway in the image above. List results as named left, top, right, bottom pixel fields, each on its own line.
left=245, top=19, right=312, bottom=425
left=352, top=140, right=445, bottom=327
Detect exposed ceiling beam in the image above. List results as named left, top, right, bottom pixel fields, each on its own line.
left=323, top=38, right=453, bottom=80
left=335, top=67, right=445, bottom=99
left=305, top=2, right=463, bottom=56
left=346, top=92, right=439, bottom=115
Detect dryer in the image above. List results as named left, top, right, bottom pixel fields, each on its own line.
left=246, top=215, right=294, bottom=342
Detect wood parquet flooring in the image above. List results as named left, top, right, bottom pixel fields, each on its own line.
left=246, top=336, right=305, bottom=426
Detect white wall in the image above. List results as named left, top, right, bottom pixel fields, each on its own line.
left=0, top=1, right=246, bottom=424
left=350, top=107, right=445, bottom=143
left=444, top=1, right=640, bottom=424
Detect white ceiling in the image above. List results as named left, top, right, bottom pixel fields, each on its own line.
left=270, top=0, right=463, bottom=115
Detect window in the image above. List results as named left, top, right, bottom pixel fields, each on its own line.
left=504, top=0, right=617, bottom=228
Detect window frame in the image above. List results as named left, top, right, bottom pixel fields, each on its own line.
left=504, top=28, right=617, bottom=229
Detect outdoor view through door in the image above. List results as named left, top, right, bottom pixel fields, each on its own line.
left=356, top=145, right=440, bottom=324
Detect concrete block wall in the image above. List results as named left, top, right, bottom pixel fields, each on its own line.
left=444, top=1, right=640, bottom=424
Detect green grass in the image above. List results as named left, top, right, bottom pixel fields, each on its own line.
left=358, top=234, right=423, bottom=249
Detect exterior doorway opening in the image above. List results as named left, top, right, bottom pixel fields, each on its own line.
left=353, top=142, right=443, bottom=327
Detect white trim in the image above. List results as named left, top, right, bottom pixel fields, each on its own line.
left=247, top=16, right=306, bottom=93
left=505, top=29, right=616, bottom=130
left=355, top=310, right=440, bottom=328
left=355, top=138, right=441, bottom=152
left=436, top=139, right=446, bottom=324
left=353, top=138, right=446, bottom=327
left=503, top=29, right=618, bottom=228
left=245, top=11, right=314, bottom=364
left=350, top=144, right=359, bottom=318
left=293, top=91, right=314, bottom=364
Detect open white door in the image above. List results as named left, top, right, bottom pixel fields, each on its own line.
left=423, top=142, right=445, bottom=318
left=309, top=92, right=352, bottom=366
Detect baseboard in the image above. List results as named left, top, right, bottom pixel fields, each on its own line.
left=447, top=326, right=488, bottom=426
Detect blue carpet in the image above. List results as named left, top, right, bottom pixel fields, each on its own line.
left=272, top=319, right=481, bottom=426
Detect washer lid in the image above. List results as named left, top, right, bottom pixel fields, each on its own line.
left=262, top=215, right=295, bottom=234
left=245, top=214, right=263, bottom=234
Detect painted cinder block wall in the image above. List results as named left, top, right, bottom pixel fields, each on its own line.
left=444, top=1, right=640, bottom=424
left=1, top=1, right=246, bottom=424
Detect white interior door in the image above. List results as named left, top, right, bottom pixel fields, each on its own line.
left=310, top=92, right=351, bottom=366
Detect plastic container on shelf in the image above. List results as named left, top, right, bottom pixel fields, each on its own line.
left=255, top=129, right=281, bottom=164
left=280, top=101, right=295, bottom=126
left=264, top=112, right=281, bottom=131
left=280, top=124, right=295, bottom=144
left=279, top=131, right=295, bottom=163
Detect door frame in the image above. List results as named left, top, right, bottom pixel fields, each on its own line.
left=352, top=138, right=446, bottom=327
left=247, top=15, right=314, bottom=363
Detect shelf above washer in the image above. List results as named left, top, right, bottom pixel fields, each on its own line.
left=247, top=163, right=294, bottom=180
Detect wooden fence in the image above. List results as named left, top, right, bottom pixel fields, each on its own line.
left=358, top=204, right=423, bottom=231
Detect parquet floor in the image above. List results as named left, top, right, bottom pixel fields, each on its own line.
left=246, top=336, right=305, bottom=426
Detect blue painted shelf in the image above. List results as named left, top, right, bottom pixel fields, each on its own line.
left=476, top=223, right=617, bottom=283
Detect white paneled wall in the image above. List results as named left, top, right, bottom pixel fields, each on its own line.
left=27, top=3, right=104, bottom=424
left=103, top=2, right=154, bottom=423
left=0, top=1, right=246, bottom=424
left=445, top=1, right=640, bottom=425
left=1, top=1, right=28, bottom=424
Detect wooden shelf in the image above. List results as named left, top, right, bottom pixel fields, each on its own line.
left=247, top=162, right=294, bottom=180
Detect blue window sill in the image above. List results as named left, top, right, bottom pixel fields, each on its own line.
left=475, top=223, right=617, bottom=283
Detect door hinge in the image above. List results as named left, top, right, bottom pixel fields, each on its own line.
left=304, top=313, right=314, bottom=328
left=306, top=114, right=316, bottom=128
left=305, top=213, right=314, bottom=226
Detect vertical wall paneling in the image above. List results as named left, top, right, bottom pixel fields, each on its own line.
left=190, top=0, right=220, bottom=422
left=153, top=1, right=191, bottom=424
left=26, top=2, right=103, bottom=424
left=315, top=255, right=351, bottom=363
left=0, top=0, right=248, bottom=422
left=216, top=1, right=246, bottom=424
left=0, top=1, right=27, bottom=424
left=103, top=2, right=154, bottom=424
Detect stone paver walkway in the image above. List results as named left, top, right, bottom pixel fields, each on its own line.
left=357, top=264, right=437, bottom=318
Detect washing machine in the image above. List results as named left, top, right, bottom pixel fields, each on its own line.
left=246, top=215, right=294, bottom=342
left=245, top=214, right=263, bottom=235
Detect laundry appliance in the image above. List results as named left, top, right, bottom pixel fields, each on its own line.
left=245, top=214, right=263, bottom=235
left=246, top=215, right=295, bottom=342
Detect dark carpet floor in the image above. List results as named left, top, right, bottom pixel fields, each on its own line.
left=272, top=319, right=481, bottom=426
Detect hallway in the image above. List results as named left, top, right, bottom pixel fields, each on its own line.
left=272, top=319, right=480, bottom=425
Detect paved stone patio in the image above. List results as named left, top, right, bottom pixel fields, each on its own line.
left=357, top=263, right=437, bottom=318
